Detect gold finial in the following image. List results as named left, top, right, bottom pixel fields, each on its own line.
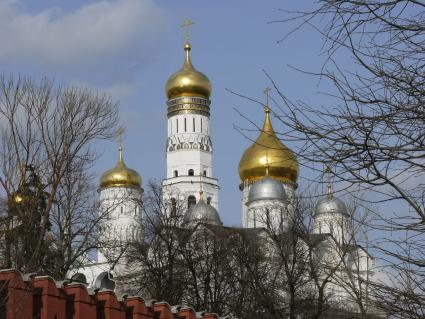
left=181, top=18, right=195, bottom=45
left=117, top=127, right=125, bottom=162
left=264, top=87, right=272, bottom=113
left=325, top=165, right=333, bottom=199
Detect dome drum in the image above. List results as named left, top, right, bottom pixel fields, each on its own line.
left=167, top=96, right=210, bottom=117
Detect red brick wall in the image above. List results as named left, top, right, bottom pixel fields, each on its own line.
left=0, top=269, right=219, bottom=319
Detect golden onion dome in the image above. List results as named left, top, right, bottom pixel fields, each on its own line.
left=165, top=43, right=212, bottom=100
left=238, top=107, right=299, bottom=185
left=99, top=146, right=141, bottom=189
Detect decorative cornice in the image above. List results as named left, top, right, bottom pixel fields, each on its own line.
left=167, top=96, right=210, bottom=117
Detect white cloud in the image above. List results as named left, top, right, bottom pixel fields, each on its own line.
left=0, top=0, right=167, bottom=80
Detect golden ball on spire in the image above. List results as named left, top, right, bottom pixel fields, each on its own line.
left=99, top=146, right=141, bottom=189
left=238, top=109, right=299, bottom=185
left=165, top=43, right=212, bottom=100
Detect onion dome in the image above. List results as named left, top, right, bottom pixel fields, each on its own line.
left=183, top=192, right=222, bottom=226
left=238, top=107, right=299, bottom=185
left=315, top=197, right=348, bottom=217
left=99, top=146, right=141, bottom=189
left=247, top=175, right=286, bottom=204
left=314, top=178, right=348, bottom=217
left=165, top=43, right=211, bottom=100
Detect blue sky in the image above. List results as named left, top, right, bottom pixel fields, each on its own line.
left=0, top=0, right=344, bottom=226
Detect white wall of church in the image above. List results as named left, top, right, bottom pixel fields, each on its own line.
left=98, top=186, right=142, bottom=263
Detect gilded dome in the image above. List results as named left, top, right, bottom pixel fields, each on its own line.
left=99, top=146, right=141, bottom=189
left=165, top=43, right=211, bottom=100
left=238, top=108, right=299, bottom=185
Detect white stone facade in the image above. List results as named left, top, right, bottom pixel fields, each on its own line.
left=97, top=186, right=142, bottom=263
left=162, top=96, right=219, bottom=212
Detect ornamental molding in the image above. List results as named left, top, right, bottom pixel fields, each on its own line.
left=166, top=133, right=212, bottom=152
left=167, top=96, right=211, bottom=117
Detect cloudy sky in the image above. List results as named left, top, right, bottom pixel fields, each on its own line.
left=0, top=0, right=339, bottom=226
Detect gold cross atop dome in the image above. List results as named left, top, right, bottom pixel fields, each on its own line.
left=264, top=87, right=272, bottom=113
left=181, top=18, right=194, bottom=44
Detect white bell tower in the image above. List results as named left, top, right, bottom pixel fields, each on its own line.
left=162, top=19, right=219, bottom=212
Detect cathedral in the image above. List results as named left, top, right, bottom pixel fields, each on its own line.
left=70, top=24, right=373, bottom=314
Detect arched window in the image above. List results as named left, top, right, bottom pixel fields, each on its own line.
left=174, top=170, right=178, bottom=177
left=203, top=170, right=207, bottom=176
left=207, top=197, right=212, bottom=204
left=188, top=169, right=194, bottom=176
left=188, top=195, right=196, bottom=208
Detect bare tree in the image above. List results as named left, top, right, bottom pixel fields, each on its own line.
left=127, top=181, right=187, bottom=305
left=0, top=75, right=118, bottom=277
left=244, top=1, right=425, bottom=318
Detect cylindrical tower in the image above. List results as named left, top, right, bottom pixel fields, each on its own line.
left=98, top=146, right=143, bottom=263
left=162, top=36, right=219, bottom=213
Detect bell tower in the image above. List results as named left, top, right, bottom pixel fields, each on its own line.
left=162, top=19, right=219, bottom=212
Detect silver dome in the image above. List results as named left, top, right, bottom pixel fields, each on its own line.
left=183, top=199, right=222, bottom=226
left=314, top=196, right=348, bottom=217
left=247, top=176, right=286, bottom=204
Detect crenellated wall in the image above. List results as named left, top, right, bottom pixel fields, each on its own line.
left=0, top=269, right=220, bottom=319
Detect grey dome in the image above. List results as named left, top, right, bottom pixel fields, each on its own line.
left=247, top=176, right=286, bottom=204
left=314, top=196, right=348, bottom=217
left=184, top=199, right=222, bottom=226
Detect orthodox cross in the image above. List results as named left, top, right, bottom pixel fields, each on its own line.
left=264, top=87, right=272, bottom=112
left=181, top=18, right=195, bottom=44
left=117, top=127, right=125, bottom=147
left=325, top=165, right=333, bottom=198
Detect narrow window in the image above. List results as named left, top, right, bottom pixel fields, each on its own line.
left=174, top=170, right=178, bottom=177
left=203, top=170, right=207, bottom=177
left=193, top=117, right=195, bottom=132
left=171, top=198, right=177, bottom=217
left=188, top=195, right=196, bottom=208
left=176, top=118, right=179, bottom=133
left=188, top=169, right=194, bottom=176
left=184, top=118, right=187, bottom=132
left=120, top=206, right=123, bottom=215
left=201, top=118, right=203, bottom=132
left=330, top=222, right=334, bottom=235
left=207, top=197, right=212, bottom=204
